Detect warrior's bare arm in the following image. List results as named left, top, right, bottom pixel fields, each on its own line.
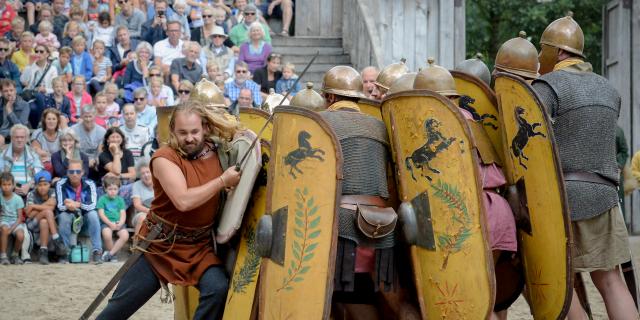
left=152, top=157, right=241, bottom=212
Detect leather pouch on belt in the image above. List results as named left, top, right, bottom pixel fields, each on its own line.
left=356, top=204, right=397, bottom=239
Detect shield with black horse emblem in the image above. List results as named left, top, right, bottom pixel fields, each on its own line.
left=381, top=90, right=495, bottom=319
left=494, top=72, right=572, bottom=319
left=256, top=106, right=342, bottom=320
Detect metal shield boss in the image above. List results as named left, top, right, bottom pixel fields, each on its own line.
left=257, top=107, right=342, bottom=320
left=494, top=72, right=572, bottom=319
left=381, top=90, right=495, bottom=319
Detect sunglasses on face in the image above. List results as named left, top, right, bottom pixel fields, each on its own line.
left=149, top=73, right=160, bottom=77
left=236, top=70, right=247, bottom=74
left=212, top=35, right=225, bottom=38
left=0, top=48, right=8, bottom=52
left=202, top=15, right=213, bottom=18
left=67, top=169, right=82, bottom=175
left=244, top=12, right=255, bottom=16
left=35, top=50, right=46, bottom=54
left=134, top=97, right=146, bottom=101
left=118, top=0, right=127, bottom=4
left=179, top=90, right=190, bottom=94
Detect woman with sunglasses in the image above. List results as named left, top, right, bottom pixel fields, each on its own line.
left=191, top=5, right=234, bottom=48
left=176, top=80, right=194, bottom=104
left=51, top=128, right=90, bottom=182
left=20, top=44, right=58, bottom=95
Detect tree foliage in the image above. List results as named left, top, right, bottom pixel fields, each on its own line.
left=466, top=0, right=607, bottom=74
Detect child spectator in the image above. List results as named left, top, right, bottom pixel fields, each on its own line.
left=53, top=46, right=74, bottom=86
left=43, top=76, right=72, bottom=125
left=94, top=92, right=110, bottom=128
left=147, top=76, right=173, bottom=107
left=130, top=160, right=153, bottom=236
left=97, top=176, right=128, bottom=263
left=103, top=83, right=121, bottom=116
left=5, top=17, right=25, bottom=51
left=119, top=103, right=151, bottom=163
left=86, top=0, right=101, bottom=24
left=169, top=0, right=191, bottom=41
left=0, top=0, right=17, bottom=35
left=276, top=62, right=301, bottom=96
left=35, top=21, right=61, bottom=52
left=91, top=12, right=114, bottom=48
left=213, top=7, right=231, bottom=35
left=69, top=6, right=90, bottom=42
left=11, top=32, right=35, bottom=71
left=205, top=61, right=223, bottom=82
left=0, top=172, right=26, bottom=265
left=61, top=21, right=82, bottom=48
left=70, top=35, right=93, bottom=80
left=25, top=171, right=67, bottom=264
left=66, top=75, right=93, bottom=124
left=88, top=40, right=112, bottom=95
left=175, top=80, right=193, bottom=104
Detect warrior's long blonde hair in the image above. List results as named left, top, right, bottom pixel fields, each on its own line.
left=168, top=101, right=242, bottom=157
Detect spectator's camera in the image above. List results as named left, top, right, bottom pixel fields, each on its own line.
left=158, top=10, right=165, bottom=16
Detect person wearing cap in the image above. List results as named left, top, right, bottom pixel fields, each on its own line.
left=202, top=25, right=235, bottom=79
left=532, top=16, right=639, bottom=318
left=170, top=41, right=204, bottom=92
left=191, top=6, right=235, bottom=49
left=25, top=170, right=67, bottom=264
left=228, top=4, right=271, bottom=46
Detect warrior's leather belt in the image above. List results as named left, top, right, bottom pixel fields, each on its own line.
left=564, top=171, right=618, bottom=188
left=147, top=212, right=214, bottom=243
left=340, top=195, right=387, bottom=210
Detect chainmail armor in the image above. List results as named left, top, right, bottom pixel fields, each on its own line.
left=532, top=66, right=620, bottom=221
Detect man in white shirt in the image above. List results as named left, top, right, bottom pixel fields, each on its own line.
left=153, top=21, right=184, bottom=75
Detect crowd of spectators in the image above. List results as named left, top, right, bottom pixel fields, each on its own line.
left=0, top=0, right=298, bottom=265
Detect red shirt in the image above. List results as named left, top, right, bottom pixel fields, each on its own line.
left=0, top=5, right=16, bottom=35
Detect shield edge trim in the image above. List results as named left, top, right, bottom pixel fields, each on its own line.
left=494, top=71, right=573, bottom=318
left=239, top=107, right=271, bottom=120
left=259, top=105, right=344, bottom=319
left=382, top=89, right=497, bottom=319
left=450, top=70, right=499, bottom=108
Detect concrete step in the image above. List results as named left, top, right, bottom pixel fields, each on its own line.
left=280, top=54, right=351, bottom=65
left=273, top=46, right=344, bottom=56
left=272, top=36, right=343, bottom=48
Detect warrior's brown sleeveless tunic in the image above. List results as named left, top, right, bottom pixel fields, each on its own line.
left=140, top=146, right=223, bottom=286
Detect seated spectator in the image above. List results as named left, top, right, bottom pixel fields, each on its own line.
left=91, top=12, right=114, bottom=48
left=258, top=0, right=293, bottom=36
left=119, top=103, right=151, bottom=163
left=0, top=39, right=22, bottom=94
left=88, top=40, right=113, bottom=96
left=0, top=80, right=31, bottom=144
left=121, top=42, right=154, bottom=94
left=25, top=170, right=67, bottom=264
left=4, top=17, right=25, bottom=50
left=20, top=44, right=59, bottom=122
left=97, top=176, right=128, bottom=262
left=170, top=41, right=203, bottom=92
left=238, top=22, right=271, bottom=74
left=191, top=5, right=233, bottom=49
left=147, top=66, right=174, bottom=100
left=153, top=20, right=184, bottom=76
left=11, top=32, right=35, bottom=72
left=29, top=5, right=62, bottom=37
left=169, top=0, right=191, bottom=41
left=175, top=80, right=193, bottom=104
left=34, top=21, right=60, bottom=52
left=66, top=75, right=93, bottom=124
left=0, top=172, right=26, bottom=265
left=109, top=26, right=139, bottom=79
left=204, top=61, right=224, bottom=82
left=103, top=83, right=121, bottom=117
left=0, top=0, right=17, bottom=36
left=55, top=159, right=103, bottom=264
left=253, top=52, right=281, bottom=98
left=131, top=87, right=157, bottom=133
left=70, top=35, right=93, bottom=80
left=51, top=128, right=90, bottom=180
left=147, top=76, right=174, bottom=107
left=42, top=76, right=72, bottom=125
left=94, top=92, right=112, bottom=128
left=71, top=105, right=106, bottom=171
left=275, top=62, right=301, bottom=96
left=31, top=108, right=63, bottom=171
left=51, top=0, right=68, bottom=41
left=140, top=0, right=168, bottom=45
left=98, top=127, right=136, bottom=183
left=67, top=6, right=90, bottom=42
left=114, top=0, right=146, bottom=40
left=52, top=47, right=74, bottom=86
left=203, top=26, right=235, bottom=79
left=130, top=160, right=152, bottom=236
left=224, top=61, right=262, bottom=105
left=229, top=87, right=257, bottom=116
left=60, top=20, right=82, bottom=48
left=229, top=4, right=271, bottom=46
left=0, top=124, right=44, bottom=197
left=212, top=6, right=232, bottom=36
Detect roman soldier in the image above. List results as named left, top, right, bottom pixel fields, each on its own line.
left=374, top=59, right=410, bottom=100
left=494, top=31, right=540, bottom=82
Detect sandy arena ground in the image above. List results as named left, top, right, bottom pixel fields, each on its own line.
left=1, top=237, right=638, bottom=319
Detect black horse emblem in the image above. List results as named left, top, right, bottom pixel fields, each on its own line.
left=511, top=106, right=546, bottom=169
left=459, top=95, right=498, bottom=130
left=406, top=118, right=456, bottom=182
left=284, top=131, right=325, bottom=179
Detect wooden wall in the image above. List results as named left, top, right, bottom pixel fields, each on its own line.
left=294, top=0, right=344, bottom=37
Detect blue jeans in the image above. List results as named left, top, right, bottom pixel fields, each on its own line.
left=57, top=210, right=103, bottom=253
left=97, top=257, right=229, bottom=320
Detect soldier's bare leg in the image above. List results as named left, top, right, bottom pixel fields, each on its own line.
left=590, top=267, right=639, bottom=319
left=567, top=288, right=589, bottom=320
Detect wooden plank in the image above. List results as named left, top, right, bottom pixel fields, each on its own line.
left=331, top=0, right=344, bottom=37
left=402, top=0, right=416, bottom=69
left=439, top=1, right=455, bottom=68
left=391, top=0, right=404, bottom=65
left=413, top=0, right=428, bottom=71
left=454, top=0, right=466, bottom=64
left=631, top=0, right=640, bottom=233
left=426, top=0, right=439, bottom=67
left=320, top=0, right=333, bottom=37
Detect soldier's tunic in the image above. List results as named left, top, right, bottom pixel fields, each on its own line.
left=532, top=59, right=630, bottom=271
left=320, top=101, right=395, bottom=294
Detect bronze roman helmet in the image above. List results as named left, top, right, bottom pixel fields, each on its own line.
left=190, top=78, right=226, bottom=108
left=387, top=72, right=417, bottom=95
left=374, top=58, right=409, bottom=94
left=494, top=31, right=540, bottom=80
left=455, top=53, right=492, bottom=86
left=539, top=13, right=585, bottom=74
left=291, top=82, right=325, bottom=111
left=413, top=57, right=458, bottom=97
left=262, top=88, right=290, bottom=113
left=321, top=65, right=366, bottom=99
